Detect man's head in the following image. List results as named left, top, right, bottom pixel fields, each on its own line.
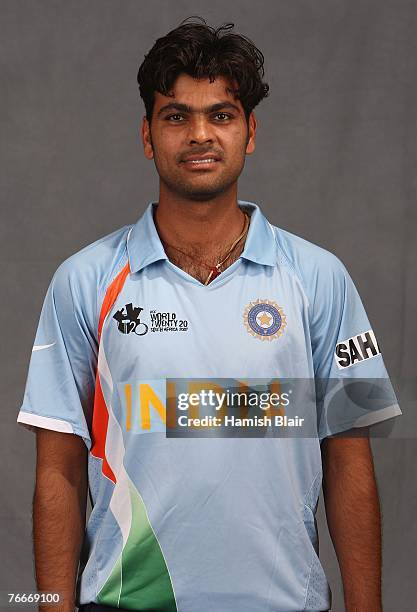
left=137, top=17, right=269, bottom=202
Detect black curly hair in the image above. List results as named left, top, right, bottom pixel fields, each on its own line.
left=137, top=16, right=269, bottom=125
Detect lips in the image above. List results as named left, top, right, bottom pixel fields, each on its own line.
left=181, top=154, right=221, bottom=163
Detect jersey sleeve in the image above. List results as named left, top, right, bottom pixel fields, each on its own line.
left=310, top=255, right=402, bottom=440
left=17, top=259, right=98, bottom=449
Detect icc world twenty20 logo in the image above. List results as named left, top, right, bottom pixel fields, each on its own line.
left=113, top=303, right=149, bottom=336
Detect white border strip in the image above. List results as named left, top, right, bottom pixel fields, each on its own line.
left=353, top=403, right=402, bottom=428
left=17, top=411, right=74, bottom=433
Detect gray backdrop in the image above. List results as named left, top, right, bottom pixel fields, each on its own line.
left=2, top=1, right=416, bottom=610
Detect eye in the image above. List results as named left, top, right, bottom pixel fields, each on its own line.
left=166, top=114, right=185, bottom=122
left=214, top=113, right=232, bottom=121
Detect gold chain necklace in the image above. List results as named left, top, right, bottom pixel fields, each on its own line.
left=161, top=211, right=250, bottom=285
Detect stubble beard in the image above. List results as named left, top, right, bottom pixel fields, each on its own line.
left=159, top=164, right=242, bottom=202
left=150, top=130, right=249, bottom=203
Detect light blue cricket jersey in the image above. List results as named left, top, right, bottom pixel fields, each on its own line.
left=18, top=201, right=401, bottom=611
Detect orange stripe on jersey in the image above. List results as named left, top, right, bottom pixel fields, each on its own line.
left=92, top=376, right=116, bottom=482
left=91, top=262, right=131, bottom=482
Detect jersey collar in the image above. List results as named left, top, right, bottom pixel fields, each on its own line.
left=127, top=200, right=277, bottom=274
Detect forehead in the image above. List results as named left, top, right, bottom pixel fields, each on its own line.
left=153, top=73, right=243, bottom=111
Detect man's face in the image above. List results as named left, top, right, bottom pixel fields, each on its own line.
left=142, top=73, right=257, bottom=201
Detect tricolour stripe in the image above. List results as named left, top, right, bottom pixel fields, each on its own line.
left=98, top=478, right=177, bottom=611
left=94, top=310, right=177, bottom=610
left=90, top=261, right=131, bottom=481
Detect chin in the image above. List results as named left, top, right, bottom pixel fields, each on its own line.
left=181, top=179, right=238, bottom=200
left=161, top=172, right=240, bottom=202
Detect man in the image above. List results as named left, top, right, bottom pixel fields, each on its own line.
left=17, top=17, right=401, bottom=612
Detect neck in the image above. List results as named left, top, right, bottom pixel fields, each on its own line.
left=154, top=185, right=245, bottom=252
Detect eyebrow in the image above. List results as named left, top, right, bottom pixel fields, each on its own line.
left=157, top=101, right=241, bottom=116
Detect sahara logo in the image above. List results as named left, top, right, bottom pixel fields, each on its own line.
left=334, top=329, right=380, bottom=369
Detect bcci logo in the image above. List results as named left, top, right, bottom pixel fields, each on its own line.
left=113, top=303, right=149, bottom=336
left=244, top=299, right=286, bottom=341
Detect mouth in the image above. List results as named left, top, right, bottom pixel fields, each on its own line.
left=180, top=157, right=220, bottom=169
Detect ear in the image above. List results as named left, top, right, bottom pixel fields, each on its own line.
left=245, top=112, right=257, bottom=155
left=142, top=116, right=154, bottom=160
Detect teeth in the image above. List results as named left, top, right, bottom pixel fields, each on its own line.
left=188, top=158, right=216, bottom=164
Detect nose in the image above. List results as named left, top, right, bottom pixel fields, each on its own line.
left=187, top=115, right=214, bottom=145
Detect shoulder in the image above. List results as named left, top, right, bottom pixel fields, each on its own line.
left=51, top=223, right=131, bottom=292
left=47, top=223, right=132, bottom=329
left=270, top=225, right=350, bottom=307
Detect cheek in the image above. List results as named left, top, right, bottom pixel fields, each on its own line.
left=152, top=142, right=176, bottom=169
left=228, top=137, right=248, bottom=162
left=153, top=130, right=177, bottom=155
left=226, top=128, right=249, bottom=151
